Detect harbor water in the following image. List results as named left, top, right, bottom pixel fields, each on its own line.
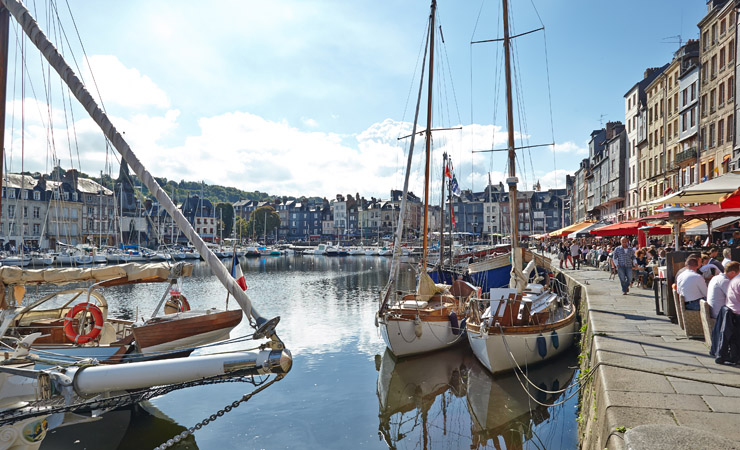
left=39, top=256, right=579, bottom=449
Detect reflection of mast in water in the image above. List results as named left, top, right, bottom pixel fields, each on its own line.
left=465, top=349, right=578, bottom=449
left=376, top=346, right=476, bottom=450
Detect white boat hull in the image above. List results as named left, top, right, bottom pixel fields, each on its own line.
left=467, top=319, right=577, bottom=374
left=378, top=314, right=465, bottom=357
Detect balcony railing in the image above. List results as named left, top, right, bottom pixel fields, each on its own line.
left=675, top=147, right=698, bottom=164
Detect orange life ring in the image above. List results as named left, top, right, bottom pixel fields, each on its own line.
left=64, top=302, right=104, bottom=344
left=169, top=294, right=191, bottom=312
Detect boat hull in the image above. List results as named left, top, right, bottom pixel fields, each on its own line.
left=467, top=313, right=577, bottom=374
left=378, top=314, right=465, bottom=357
left=132, top=309, right=243, bottom=355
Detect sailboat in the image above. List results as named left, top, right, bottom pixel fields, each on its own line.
left=376, top=0, right=472, bottom=357
left=464, top=0, right=576, bottom=374
left=0, top=0, right=291, bottom=443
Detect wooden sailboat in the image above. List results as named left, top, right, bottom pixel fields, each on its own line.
left=376, top=0, right=471, bottom=357
left=464, top=0, right=576, bottom=374
left=0, top=1, right=290, bottom=443
left=1, top=262, right=243, bottom=364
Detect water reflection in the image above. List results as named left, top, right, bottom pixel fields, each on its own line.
left=376, top=346, right=578, bottom=449
left=41, top=402, right=196, bottom=449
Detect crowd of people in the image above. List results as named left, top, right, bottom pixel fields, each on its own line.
left=545, top=237, right=669, bottom=294
left=542, top=235, right=740, bottom=364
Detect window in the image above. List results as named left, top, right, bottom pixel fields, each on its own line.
left=719, top=119, right=725, bottom=145
left=682, top=88, right=688, bottom=107
left=702, top=94, right=707, bottom=116
left=720, top=47, right=726, bottom=70
left=33, top=191, right=40, bottom=200
left=23, top=206, right=27, bottom=218
left=8, top=205, right=14, bottom=218
left=668, top=123, right=672, bottom=137
left=720, top=83, right=726, bottom=107
left=691, top=82, right=696, bottom=100
left=712, top=23, right=717, bottom=43
left=21, top=190, right=28, bottom=200
left=721, top=19, right=726, bottom=36
left=730, top=40, right=735, bottom=63
left=728, top=114, right=734, bottom=141
left=711, top=55, right=717, bottom=77
left=63, top=192, right=69, bottom=201
left=729, top=77, right=735, bottom=100
left=8, top=189, right=15, bottom=199
left=72, top=193, right=78, bottom=201
left=33, top=224, right=40, bottom=235
left=682, top=113, right=687, bottom=132
left=668, top=98, right=672, bottom=112
left=710, top=123, right=716, bottom=148
left=711, top=89, right=717, bottom=112
left=690, top=107, right=696, bottom=127
left=33, top=207, right=39, bottom=219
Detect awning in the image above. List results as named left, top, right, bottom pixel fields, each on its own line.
left=567, top=221, right=609, bottom=239
left=684, top=216, right=740, bottom=235
left=720, top=187, right=740, bottom=209
left=549, top=221, right=595, bottom=238
left=650, top=171, right=740, bottom=205
left=590, top=221, right=671, bottom=236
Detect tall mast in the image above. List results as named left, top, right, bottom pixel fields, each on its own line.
left=502, top=0, right=518, bottom=247
left=0, top=6, right=8, bottom=219
left=502, top=0, right=525, bottom=291
left=421, top=0, right=436, bottom=269
left=438, top=152, right=446, bottom=263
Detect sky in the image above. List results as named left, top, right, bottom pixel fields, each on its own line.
left=3, top=0, right=709, bottom=202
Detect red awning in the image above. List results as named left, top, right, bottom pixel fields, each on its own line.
left=720, top=188, right=740, bottom=209
left=590, top=221, right=671, bottom=237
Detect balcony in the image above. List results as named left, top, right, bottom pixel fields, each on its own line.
left=675, top=148, right=698, bottom=164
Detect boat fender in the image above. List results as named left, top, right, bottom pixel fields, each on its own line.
left=449, top=311, right=460, bottom=335
left=536, top=334, right=547, bottom=359
left=551, top=330, right=559, bottom=349
left=64, top=302, right=104, bottom=344
left=459, top=317, right=467, bottom=335
left=413, top=317, right=423, bottom=338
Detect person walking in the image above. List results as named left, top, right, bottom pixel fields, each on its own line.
left=612, top=237, right=636, bottom=295
left=570, top=240, right=581, bottom=270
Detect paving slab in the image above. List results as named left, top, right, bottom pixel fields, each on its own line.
left=702, top=395, right=740, bottom=413
left=624, top=424, right=740, bottom=450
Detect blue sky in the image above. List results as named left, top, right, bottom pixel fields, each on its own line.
left=4, top=0, right=708, bottom=201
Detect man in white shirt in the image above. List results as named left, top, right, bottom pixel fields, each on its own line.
left=707, top=261, right=740, bottom=318
left=570, top=241, right=580, bottom=270
left=676, top=257, right=707, bottom=311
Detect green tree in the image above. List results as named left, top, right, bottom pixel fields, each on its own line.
left=247, top=205, right=281, bottom=241
left=215, top=202, right=235, bottom=238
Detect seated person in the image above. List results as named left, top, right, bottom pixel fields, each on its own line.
left=722, top=248, right=732, bottom=268
left=707, top=261, right=740, bottom=318
left=676, top=257, right=707, bottom=311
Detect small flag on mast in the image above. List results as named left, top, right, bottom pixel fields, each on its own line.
left=231, top=258, right=247, bottom=290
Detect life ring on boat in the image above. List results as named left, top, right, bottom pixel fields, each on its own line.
left=166, top=293, right=191, bottom=313
left=64, top=302, right=104, bottom=344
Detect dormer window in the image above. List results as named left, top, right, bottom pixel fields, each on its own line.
left=33, top=191, right=40, bottom=200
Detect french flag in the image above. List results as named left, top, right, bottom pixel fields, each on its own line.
left=231, top=258, right=247, bottom=290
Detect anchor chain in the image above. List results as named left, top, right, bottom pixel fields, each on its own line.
left=154, top=374, right=284, bottom=450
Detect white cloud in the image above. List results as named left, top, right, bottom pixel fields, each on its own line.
left=83, top=55, right=170, bottom=109
left=537, top=169, right=574, bottom=190
left=301, top=117, right=319, bottom=128
left=552, top=141, right=588, bottom=156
